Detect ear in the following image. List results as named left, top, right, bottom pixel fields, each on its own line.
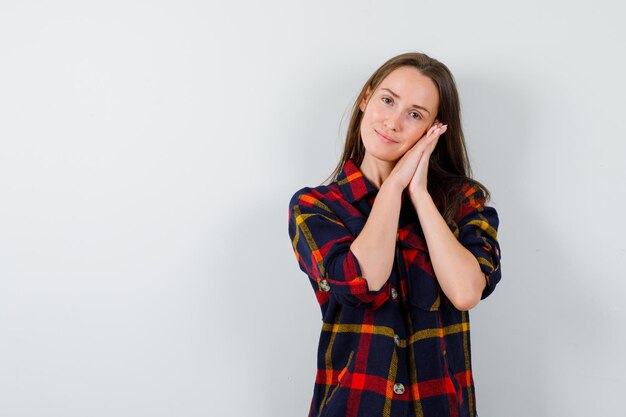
left=359, top=86, right=372, bottom=112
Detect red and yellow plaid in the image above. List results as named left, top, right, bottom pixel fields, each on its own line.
left=288, top=158, right=502, bottom=417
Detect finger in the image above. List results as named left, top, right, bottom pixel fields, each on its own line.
left=422, top=127, right=444, bottom=147
left=424, top=126, right=442, bottom=142
left=425, top=126, right=446, bottom=145
left=408, top=125, right=447, bottom=160
left=432, top=123, right=447, bottom=136
left=427, top=124, right=442, bottom=137
left=422, top=138, right=437, bottom=154
left=414, top=131, right=440, bottom=154
left=422, top=138, right=438, bottom=158
left=431, top=136, right=440, bottom=150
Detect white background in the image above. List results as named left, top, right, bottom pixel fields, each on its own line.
left=1, top=1, right=625, bottom=416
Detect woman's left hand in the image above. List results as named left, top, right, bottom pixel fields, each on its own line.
left=408, top=122, right=447, bottom=196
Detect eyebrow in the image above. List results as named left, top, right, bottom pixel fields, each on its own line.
left=380, top=87, right=431, bottom=115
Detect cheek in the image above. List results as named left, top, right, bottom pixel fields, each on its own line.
left=363, top=103, right=386, bottom=122
left=408, top=125, right=428, bottom=143
left=360, top=111, right=379, bottom=136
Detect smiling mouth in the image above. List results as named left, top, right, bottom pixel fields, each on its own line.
left=375, top=130, right=397, bottom=143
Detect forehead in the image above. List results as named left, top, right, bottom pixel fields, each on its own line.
left=377, top=66, right=439, bottom=111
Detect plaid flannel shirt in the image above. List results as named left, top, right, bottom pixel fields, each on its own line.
left=287, top=158, right=502, bottom=417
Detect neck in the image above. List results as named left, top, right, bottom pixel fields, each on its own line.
left=359, top=152, right=396, bottom=190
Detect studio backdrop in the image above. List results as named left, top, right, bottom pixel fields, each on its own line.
left=1, top=1, right=624, bottom=416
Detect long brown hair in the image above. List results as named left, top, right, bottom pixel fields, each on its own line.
left=323, top=51, right=491, bottom=224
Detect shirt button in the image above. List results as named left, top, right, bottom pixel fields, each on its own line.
left=391, top=288, right=398, bottom=300
left=393, top=383, right=405, bottom=394
left=320, top=279, right=330, bottom=292
left=394, top=334, right=400, bottom=347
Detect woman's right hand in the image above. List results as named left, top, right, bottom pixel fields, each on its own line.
left=385, top=120, right=446, bottom=191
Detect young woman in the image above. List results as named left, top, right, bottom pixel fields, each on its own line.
left=287, top=51, right=502, bottom=417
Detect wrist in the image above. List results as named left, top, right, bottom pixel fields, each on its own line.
left=380, top=177, right=405, bottom=197
left=409, top=188, right=433, bottom=208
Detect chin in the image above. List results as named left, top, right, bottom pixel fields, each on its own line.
left=364, top=146, right=401, bottom=164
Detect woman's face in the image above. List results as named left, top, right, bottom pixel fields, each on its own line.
left=359, top=66, right=440, bottom=162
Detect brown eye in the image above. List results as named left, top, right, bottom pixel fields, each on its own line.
left=382, top=97, right=392, bottom=104
left=410, top=111, right=421, bottom=120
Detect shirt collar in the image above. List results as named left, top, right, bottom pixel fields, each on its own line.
left=337, top=157, right=409, bottom=205
left=336, top=158, right=380, bottom=203
left=337, top=158, right=424, bottom=248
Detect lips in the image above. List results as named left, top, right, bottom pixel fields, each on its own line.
left=375, top=129, right=397, bottom=143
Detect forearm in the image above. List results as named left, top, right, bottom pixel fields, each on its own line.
left=350, top=181, right=403, bottom=292
left=410, top=190, right=486, bottom=310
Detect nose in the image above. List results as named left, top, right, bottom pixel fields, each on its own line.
left=384, top=110, right=402, bottom=130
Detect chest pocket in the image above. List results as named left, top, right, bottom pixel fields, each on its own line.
left=397, top=224, right=450, bottom=311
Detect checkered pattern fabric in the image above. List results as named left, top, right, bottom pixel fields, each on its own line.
left=288, top=158, right=502, bottom=417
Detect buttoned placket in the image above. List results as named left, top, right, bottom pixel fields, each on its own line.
left=391, top=231, right=407, bottom=399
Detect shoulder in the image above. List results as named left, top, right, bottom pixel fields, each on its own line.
left=458, top=181, right=488, bottom=204
left=288, top=183, right=342, bottom=213
left=449, top=179, right=492, bottom=223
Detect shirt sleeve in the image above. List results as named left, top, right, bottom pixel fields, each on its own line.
left=288, top=190, right=390, bottom=310
left=450, top=183, right=502, bottom=300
